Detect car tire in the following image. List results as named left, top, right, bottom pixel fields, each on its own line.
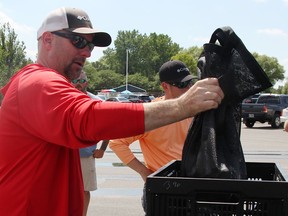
left=271, top=114, right=281, bottom=128
left=245, top=120, right=255, bottom=128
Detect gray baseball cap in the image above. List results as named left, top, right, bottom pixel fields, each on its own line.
left=37, top=7, right=112, bottom=47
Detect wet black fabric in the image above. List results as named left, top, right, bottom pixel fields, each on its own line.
left=181, top=26, right=272, bottom=179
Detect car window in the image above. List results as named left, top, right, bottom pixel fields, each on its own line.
left=118, top=97, right=129, bottom=102
left=258, top=96, right=280, bottom=104
left=257, top=96, right=269, bottom=104
left=283, top=96, right=288, bottom=104
left=257, top=96, right=265, bottom=103
left=267, top=97, right=280, bottom=104
left=128, top=95, right=138, bottom=99
left=140, top=96, right=150, bottom=100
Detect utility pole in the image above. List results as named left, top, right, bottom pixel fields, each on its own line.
left=126, top=49, right=129, bottom=91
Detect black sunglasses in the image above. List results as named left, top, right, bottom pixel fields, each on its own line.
left=71, top=79, right=87, bottom=84
left=167, top=79, right=195, bottom=89
left=51, top=31, right=94, bottom=51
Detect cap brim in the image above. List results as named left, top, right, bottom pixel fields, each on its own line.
left=66, top=27, right=112, bottom=47
left=93, top=32, right=112, bottom=47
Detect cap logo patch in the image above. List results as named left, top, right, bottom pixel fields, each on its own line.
left=77, top=15, right=90, bottom=21
left=177, top=68, right=189, bottom=73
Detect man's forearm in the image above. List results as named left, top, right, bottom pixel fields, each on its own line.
left=100, top=140, right=109, bottom=150
left=143, top=98, right=182, bottom=132
left=127, top=158, right=152, bottom=181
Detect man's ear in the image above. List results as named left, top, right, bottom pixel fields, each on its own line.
left=41, top=32, right=53, bottom=47
left=161, top=82, right=169, bottom=91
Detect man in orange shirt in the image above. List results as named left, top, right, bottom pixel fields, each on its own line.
left=109, top=60, right=197, bottom=214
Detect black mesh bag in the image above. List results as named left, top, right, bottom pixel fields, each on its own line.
left=181, top=26, right=272, bottom=179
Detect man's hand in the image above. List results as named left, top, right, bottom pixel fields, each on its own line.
left=93, top=149, right=105, bottom=158
left=178, top=77, right=224, bottom=117
left=143, top=78, right=224, bottom=132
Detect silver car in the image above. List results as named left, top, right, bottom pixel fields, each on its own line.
left=280, top=107, right=288, bottom=125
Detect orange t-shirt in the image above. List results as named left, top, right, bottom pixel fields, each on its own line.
left=109, top=97, right=192, bottom=172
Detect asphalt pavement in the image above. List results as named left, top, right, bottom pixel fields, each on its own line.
left=87, top=122, right=288, bottom=216
left=88, top=142, right=145, bottom=216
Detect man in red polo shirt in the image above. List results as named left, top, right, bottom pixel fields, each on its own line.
left=0, top=7, right=224, bottom=216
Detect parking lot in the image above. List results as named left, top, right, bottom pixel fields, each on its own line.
left=87, top=122, right=288, bottom=216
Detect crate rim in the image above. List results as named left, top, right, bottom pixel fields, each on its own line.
left=147, top=160, right=288, bottom=182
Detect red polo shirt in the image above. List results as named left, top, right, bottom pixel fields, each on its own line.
left=0, top=64, right=144, bottom=216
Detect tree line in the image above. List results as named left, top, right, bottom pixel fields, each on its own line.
left=0, top=23, right=286, bottom=97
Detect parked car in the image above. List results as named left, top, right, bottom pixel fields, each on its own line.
left=128, top=98, right=144, bottom=103
left=126, top=94, right=142, bottom=103
left=280, top=107, right=288, bottom=126
left=242, top=94, right=288, bottom=128
left=149, top=95, right=155, bottom=101
left=138, top=95, right=151, bottom=103
left=242, top=93, right=261, bottom=103
left=87, top=92, right=104, bottom=101
left=126, top=94, right=151, bottom=103
left=96, top=94, right=106, bottom=101
left=105, top=97, right=131, bottom=103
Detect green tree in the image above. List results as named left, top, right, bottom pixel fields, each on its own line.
left=145, top=33, right=181, bottom=77
left=97, top=48, right=118, bottom=71
left=84, top=61, right=125, bottom=93
left=99, top=30, right=181, bottom=80
left=281, top=82, right=288, bottom=94
left=0, top=23, right=33, bottom=87
left=128, top=73, right=149, bottom=90
left=88, top=70, right=125, bottom=93
left=253, top=53, right=285, bottom=88
left=273, top=79, right=288, bottom=94
left=97, top=30, right=144, bottom=75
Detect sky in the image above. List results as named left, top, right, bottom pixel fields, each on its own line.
left=0, top=0, right=288, bottom=85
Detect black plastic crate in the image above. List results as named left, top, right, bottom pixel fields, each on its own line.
left=146, top=160, right=288, bottom=216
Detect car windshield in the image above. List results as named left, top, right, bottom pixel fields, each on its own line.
left=140, top=96, right=150, bottom=100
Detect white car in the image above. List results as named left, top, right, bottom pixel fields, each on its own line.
left=280, top=107, right=288, bottom=125
left=105, top=97, right=131, bottom=103
left=87, top=92, right=104, bottom=101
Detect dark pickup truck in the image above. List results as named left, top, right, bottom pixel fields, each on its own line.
left=242, top=94, right=288, bottom=128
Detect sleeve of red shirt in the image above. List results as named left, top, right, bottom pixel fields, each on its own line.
left=13, top=65, right=145, bottom=148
